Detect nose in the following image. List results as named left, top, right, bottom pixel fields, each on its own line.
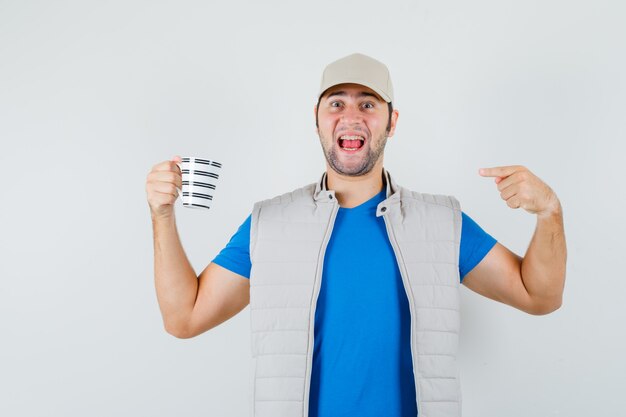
left=339, top=104, right=364, bottom=125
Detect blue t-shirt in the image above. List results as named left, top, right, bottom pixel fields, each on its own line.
left=212, top=189, right=497, bottom=417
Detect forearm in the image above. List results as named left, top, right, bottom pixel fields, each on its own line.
left=521, top=202, right=567, bottom=312
left=151, top=212, right=198, bottom=335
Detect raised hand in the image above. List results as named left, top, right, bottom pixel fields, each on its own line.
left=479, top=165, right=561, bottom=218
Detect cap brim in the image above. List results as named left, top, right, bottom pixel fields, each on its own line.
left=319, top=78, right=392, bottom=103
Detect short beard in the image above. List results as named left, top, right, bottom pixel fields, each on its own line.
left=318, top=130, right=388, bottom=177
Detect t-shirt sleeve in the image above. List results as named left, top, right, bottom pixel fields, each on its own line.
left=459, top=211, right=497, bottom=283
left=211, top=213, right=252, bottom=279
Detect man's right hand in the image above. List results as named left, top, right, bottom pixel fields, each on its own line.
left=146, top=155, right=183, bottom=220
left=146, top=155, right=250, bottom=338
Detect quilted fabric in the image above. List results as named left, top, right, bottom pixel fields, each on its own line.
left=249, top=168, right=462, bottom=417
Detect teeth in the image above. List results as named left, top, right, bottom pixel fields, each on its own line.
left=339, top=135, right=364, bottom=141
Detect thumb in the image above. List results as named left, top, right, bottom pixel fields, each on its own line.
left=172, top=155, right=182, bottom=162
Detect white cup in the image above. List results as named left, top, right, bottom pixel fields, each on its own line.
left=175, top=157, right=223, bottom=210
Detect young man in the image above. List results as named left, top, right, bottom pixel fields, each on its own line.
left=148, top=53, right=566, bottom=417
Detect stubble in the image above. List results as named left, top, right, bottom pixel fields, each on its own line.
left=318, top=130, right=388, bottom=177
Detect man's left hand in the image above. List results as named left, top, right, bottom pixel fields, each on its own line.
left=479, top=165, right=561, bottom=217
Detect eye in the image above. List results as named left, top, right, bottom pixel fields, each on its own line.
left=362, top=102, right=375, bottom=109
left=330, top=101, right=342, bottom=107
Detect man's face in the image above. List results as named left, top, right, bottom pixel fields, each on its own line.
left=315, top=83, right=398, bottom=177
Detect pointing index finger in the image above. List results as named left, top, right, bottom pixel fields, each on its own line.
left=478, top=165, right=519, bottom=178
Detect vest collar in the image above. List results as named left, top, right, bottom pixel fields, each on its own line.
left=313, top=168, right=401, bottom=213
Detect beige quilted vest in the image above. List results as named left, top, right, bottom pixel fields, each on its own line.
left=249, top=168, right=463, bottom=417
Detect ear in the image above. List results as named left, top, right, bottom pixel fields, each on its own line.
left=387, top=109, right=400, bottom=137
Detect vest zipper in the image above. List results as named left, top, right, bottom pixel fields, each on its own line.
left=302, top=200, right=340, bottom=417
left=381, top=213, right=422, bottom=416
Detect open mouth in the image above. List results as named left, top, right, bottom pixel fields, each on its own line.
left=337, top=134, right=366, bottom=151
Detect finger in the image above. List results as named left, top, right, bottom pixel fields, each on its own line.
left=152, top=159, right=182, bottom=174
left=148, top=170, right=182, bottom=189
left=496, top=171, right=524, bottom=192
left=153, top=182, right=180, bottom=198
left=172, top=156, right=182, bottom=173
left=479, top=165, right=522, bottom=178
left=500, top=184, right=519, bottom=201
left=506, top=195, right=522, bottom=209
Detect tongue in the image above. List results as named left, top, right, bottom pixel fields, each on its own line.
left=342, top=139, right=363, bottom=148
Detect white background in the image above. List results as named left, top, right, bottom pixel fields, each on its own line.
left=1, top=0, right=624, bottom=416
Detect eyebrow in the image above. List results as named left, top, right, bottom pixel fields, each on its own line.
left=325, top=91, right=381, bottom=101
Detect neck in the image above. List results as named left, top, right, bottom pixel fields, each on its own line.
left=325, top=162, right=385, bottom=208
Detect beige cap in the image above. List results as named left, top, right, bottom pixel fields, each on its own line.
left=318, top=53, right=394, bottom=103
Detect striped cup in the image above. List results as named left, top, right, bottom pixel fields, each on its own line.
left=176, top=157, right=223, bottom=210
